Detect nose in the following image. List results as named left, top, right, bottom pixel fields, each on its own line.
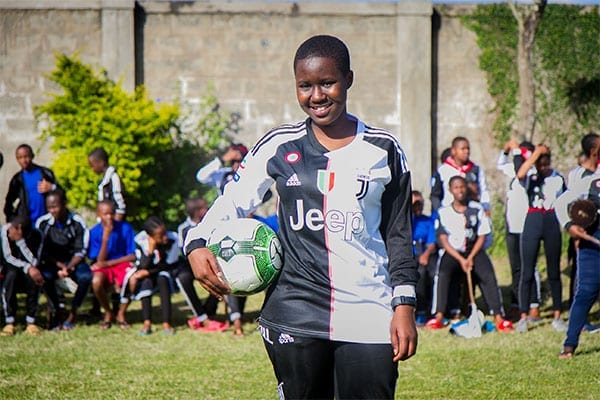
left=310, top=85, right=325, bottom=101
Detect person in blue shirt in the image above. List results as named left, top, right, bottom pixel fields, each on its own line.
left=4, top=144, right=60, bottom=224
left=411, top=190, right=437, bottom=325
left=88, top=200, right=136, bottom=329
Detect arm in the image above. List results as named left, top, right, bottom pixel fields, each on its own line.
left=517, top=145, right=548, bottom=180
left=195, top=157, right=229, bottom=188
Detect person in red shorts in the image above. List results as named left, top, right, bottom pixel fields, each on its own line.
left=88, top=200, right=136, bottom=329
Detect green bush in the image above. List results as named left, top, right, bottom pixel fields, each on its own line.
left=34, top=53, right=233, bottom=229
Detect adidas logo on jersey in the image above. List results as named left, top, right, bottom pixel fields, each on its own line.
left=278, top=333, right=295, bottom=344
left=286, top=173, right=302, bottom=187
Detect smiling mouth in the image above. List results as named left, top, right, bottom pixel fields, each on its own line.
left=310, top=104, right=331, bottom=116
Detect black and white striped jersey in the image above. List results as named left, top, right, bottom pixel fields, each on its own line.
left=185, top=116, right=418, bottom=343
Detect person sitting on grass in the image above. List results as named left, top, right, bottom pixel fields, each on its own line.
left=88, top=200, right=135, bottom=330
left=36, top=189, right=93, bottom=330
left=428, top=176, right=513, bottom=332
left=0, top=215, right=44, bottom=336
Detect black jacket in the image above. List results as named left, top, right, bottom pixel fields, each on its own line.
left=4, top=164, right=59, bottom=222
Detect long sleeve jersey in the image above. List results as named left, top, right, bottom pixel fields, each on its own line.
left=1, top=224, right=42, bottom=274
left=185, top=116, right=418, bottom=344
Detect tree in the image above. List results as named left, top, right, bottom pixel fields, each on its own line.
left=508, top=0, right=547, bottom=142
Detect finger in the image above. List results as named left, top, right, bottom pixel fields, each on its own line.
left=392, top=334, right=408, bottom=362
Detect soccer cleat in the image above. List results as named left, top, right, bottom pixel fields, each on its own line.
left=196, top=319, right=229, bottom=332
left=425, top=318, right=446, bottom=330
left=1, top=324, right=15, bottom=336
left=25, top=324, right=42, bottom=336
left=551, top=318, right=567, bottom=332
left=516, top=318, right=528, bottom=333
left=496, top=319, right=514, bottom=332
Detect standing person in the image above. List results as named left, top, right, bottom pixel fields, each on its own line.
left=411, top=190, right=437, bottom=326
left=88, top=147, right=127, bottom=221
left=0, top=215, right=44, bottom=336
left=430, top=137, right=491, bottom=214
left=565, top=133, right=600, bottom=304
left=88, top=200, right=136, bottom=329
left=4, top=144, right=60, bottom=224
left=176, top=198, right=227, bottom=332
left=186, top=35, right=418, bottom=399
left=195, top=143, right=248, bottom=194
left=555, top=135, right=600, bottom=358
left=496, top=139, right=541, bottom=320
left=515, top=144, right=567, bottom=333
left=35, top=189, right=93, bottom=330
left=428, top=176, right=513, bottom=331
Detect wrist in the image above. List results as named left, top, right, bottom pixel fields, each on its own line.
left=391, top=296, right=417, bottom=310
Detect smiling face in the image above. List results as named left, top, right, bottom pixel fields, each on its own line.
left=449, top=177, right=468, bottom=204
left=294, top=56, right=353, bottom=129
left=46, top=193, right=67, bottom=223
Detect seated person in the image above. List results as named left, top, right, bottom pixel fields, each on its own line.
left=126, top=216, right=178, bottom=336
left=36, top=189, right=93, bottom=330
left=88, top=200, right=135, bottom=329
left=177, top=199, right=227, bottom=332
left=428, top=176, right=513, bottom=332
left=0, top=215, right=44, bottom=336
left=411, top=190, right=438, bottom=326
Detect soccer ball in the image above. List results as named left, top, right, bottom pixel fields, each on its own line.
left=206, top=218, right=283, bottom=296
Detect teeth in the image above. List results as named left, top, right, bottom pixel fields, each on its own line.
left=312, top=105, right=327, bottom=111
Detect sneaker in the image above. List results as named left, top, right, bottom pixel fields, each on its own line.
left=496, top=319, right=514, bottom=332
left=1, top=324, right=15, bottom=336
left=196, top=319, right=228, bottom=332
left=582, top=323, right=600, bottom=334
left=425, top=318, right=446, bottom=330
left=516, top=318, right=528, bottom=333
left=25, top=324, right=42, bottom=336
left=551, top=318, right=567, bottom=332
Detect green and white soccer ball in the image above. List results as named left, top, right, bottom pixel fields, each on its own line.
left=206, top=218, right=283, bottom=296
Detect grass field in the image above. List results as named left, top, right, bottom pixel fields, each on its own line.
left=1, top=256, right=599, bottom=400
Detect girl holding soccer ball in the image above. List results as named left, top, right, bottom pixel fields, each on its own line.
left=185, top=34, right=418, bottom=399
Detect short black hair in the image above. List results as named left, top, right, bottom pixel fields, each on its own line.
left=294, top=35, right=351, bottom=75
left=16, top=143, right=34, bottom=157
left=47, top=188, right=67, bottom=204
left=89, top=147, right=109, bottom=163
left=449, top=175, right=466, bottom=187
left=451, top=136, right=469, bottom=148
left=519, top=141, right=535, bottom=153
left=581, top=132, right=599, bottom=157
left=143, top=215, right=165, bottom=235
left=9, top=214, right=32, bottom=235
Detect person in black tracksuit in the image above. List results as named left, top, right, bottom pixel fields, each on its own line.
left=88, top=147, right=127, bottom=221
left=1, top=215, right=45, bottom=336
left=515, top=144, right=567, bottom=333
left=4, top=144, right=60, bottom=224
left=127, top=216, right=177, bottom=335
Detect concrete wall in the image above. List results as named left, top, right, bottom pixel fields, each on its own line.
left=0, top=1, right=502, bottom=223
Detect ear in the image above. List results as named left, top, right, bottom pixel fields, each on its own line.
left=346, top=70, right=354, bottom=89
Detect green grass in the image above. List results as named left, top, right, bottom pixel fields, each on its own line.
left=1, top=256, right=599, bottom=400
